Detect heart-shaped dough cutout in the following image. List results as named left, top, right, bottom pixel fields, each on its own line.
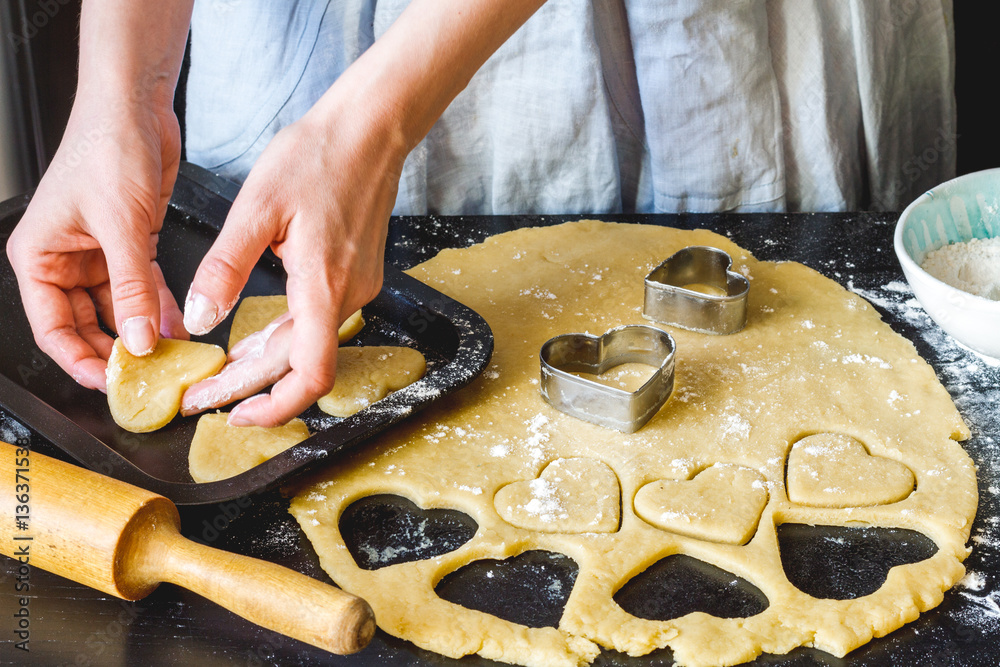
left=317, top=346, right=426, bottom=417
left=188, top=412, right=310, bottom=483
left=786, top=433, right=914, bottom=508
left=108, top=338, right=227, bottom=433
left=634, top=464, right=768, bottom=545
left=494, top=458, right=620, bottom=533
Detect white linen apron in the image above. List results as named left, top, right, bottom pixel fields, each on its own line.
left=186, top=0, right=956, bottom=214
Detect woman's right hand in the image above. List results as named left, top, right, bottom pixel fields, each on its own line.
left=5, top=94, right=187, bottom=391
left=5, top=0, right=194, bottom=391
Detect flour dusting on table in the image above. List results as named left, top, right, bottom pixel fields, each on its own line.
left=852, top=278, right=1000, bottom=635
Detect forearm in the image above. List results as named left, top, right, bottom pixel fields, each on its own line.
left=178, top=0, right=546, bottom=425
left=307, top=0, right=547, bottom=154
left=77, top=0, right=194, bottom=111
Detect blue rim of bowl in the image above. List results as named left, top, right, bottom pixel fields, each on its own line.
left=894, top=168, right=1000, bottom=305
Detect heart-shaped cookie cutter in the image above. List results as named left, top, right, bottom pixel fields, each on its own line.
left=643, top=246, right=749, bottom=335
left=539, top=325, right=676, bottom=433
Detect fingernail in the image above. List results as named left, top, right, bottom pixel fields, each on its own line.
left=121, top=316, right=157, bottom=356
left=227, top=413, right=252, bottom=427
left=184, top=290, right=220, bottom=336
left=228, top=394, right=268, bottom=427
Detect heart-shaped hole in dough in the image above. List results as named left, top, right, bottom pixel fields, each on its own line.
left=786, top=433, right=915, bottom=508
left=436, top=550, right=578, bottom=628
left=494, top=458, right=621, bottom=533
left=615, top=554, right=769, bottom=621
left=777, top=523, right=938, bottom=599
left=340, top=494, right=478, bottom=570
left=634, top=464, right=769, bottom=545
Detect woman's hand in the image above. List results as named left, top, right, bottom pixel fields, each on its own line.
left=5, top=0, right=194, bottom=391
left=181, top=0, right=548, bottom=426
left=181, top=88, right=405, bottom=427
left=6, top=98, right=187, bottom=391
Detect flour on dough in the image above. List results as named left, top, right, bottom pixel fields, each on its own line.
left=494, top=457, right=620, bottom=533
left=317, top=346, right=426, bottom=418
left=289, top=221, right=976, bottom=667
left=188, top=412, right=310, bottom=482
left=107, top=338, right=226, bottom=433
left=228, top=294, right=365, bottom=349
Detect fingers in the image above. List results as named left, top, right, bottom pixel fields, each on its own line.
left=88, top=282, right=116, bottom=334
left=226, top=248, right=351, bottom=426
left=100, top=216, right=161, bottom=356
left=180, top=319, right=292, bottom=416
left=184, top=188, right=277, bottom=336
left=226, top=365, right=332, bottom=428
left=153, top=262, right=188, bottom=340
left=227, top=287, right=341, bottom=427
left=19, top=281, right=110, bottom=392
left=228, top=311, right=292, bottom=361
left=221, top=215, right=383, bottom=426
left=67, top=288, right=115, bottom=361
left=79, top=263, right=186, bottom=344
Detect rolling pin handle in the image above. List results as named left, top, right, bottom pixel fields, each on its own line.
left=145, top=530, right=375, bottom=655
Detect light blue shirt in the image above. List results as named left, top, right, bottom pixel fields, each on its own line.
left=186, top=0, right=956, bottom=214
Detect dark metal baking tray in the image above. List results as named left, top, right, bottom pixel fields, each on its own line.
left=0, top=163, right=493, bottom=505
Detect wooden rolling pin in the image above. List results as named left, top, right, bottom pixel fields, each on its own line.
left=0, top=440, right=374, bottom=654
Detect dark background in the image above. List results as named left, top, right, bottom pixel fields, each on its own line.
left=952, top=3, right=993, bottom=175
left=2, top=0, right=996, bottom=194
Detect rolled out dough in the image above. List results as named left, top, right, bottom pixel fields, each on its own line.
left=107, top=338, right=226, bottom=433
left=289, top=221, right=976, bottom=667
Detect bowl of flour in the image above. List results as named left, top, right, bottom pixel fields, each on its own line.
left=895, top=168, right=1000, bottom=359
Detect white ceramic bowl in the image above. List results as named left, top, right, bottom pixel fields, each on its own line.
left=894, top=168, right=1000, bottom=360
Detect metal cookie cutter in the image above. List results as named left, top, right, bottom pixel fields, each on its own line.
left=643, top=246, right=750, bottom=335
left=539, top=325, right=676, bottom=433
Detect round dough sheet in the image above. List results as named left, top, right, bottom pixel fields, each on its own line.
left=290, top=221, right=976, bottom=667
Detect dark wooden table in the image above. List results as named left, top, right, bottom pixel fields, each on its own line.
left=2, top=166, right=999, bottom=666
